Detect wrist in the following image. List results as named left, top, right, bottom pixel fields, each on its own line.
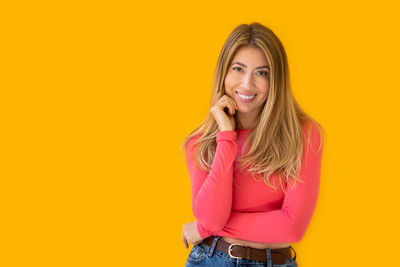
left=197, top=221, right=212, bottom=239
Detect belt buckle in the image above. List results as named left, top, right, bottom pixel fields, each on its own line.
left=228, top=242, right=244, bottom=259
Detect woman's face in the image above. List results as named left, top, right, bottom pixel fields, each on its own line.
left=224, top=45, right=270, bottom=116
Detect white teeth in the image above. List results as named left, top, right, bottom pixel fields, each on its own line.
left=237, top=92, right=255, bottom=99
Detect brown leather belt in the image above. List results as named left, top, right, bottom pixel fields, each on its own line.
left=203, top=236, right=293, bottom=264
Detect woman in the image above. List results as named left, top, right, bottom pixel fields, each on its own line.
left=180, top=22, right=324, bottom=267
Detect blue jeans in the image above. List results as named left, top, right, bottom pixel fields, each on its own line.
left=185, top=236, right=298, bottom=267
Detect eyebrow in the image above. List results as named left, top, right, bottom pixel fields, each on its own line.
left=231, top=61, right=270, bottom=70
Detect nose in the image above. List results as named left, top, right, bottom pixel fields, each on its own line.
left=240, top=72, right=254, bottom=90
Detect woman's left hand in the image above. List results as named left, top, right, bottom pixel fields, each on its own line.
left=182, top=220, right=203, bottom=249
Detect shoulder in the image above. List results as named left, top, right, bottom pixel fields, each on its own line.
left=184, top=133, right=205, bottom=169
left=185, top=133, right=203, bottom=153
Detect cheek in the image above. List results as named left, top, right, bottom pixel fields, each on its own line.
left=224, top=75, right=235, bottom=96
left=224, top=73, right=236, bottom=89
left=258, top=80, right=270, bottom=94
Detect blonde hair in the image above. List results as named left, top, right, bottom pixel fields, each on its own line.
left=180, top=22, right=323, bottom=193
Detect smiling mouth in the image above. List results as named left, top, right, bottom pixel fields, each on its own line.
left=235, top=91, right=257, bottom=102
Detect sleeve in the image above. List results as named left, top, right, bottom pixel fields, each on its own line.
left=211, top=124, right=323, bottom=243
left=185, top=131, right=238, bottom=239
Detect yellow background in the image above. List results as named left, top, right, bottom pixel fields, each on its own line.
left=1, top=0, right=399, bottom=266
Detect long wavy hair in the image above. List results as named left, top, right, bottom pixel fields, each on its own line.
left=180, top=22, right=323, bottom=193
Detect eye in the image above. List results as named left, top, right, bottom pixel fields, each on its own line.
left=233, top=67, right=244, bottom=72
left=257, top=71, right=269, bottom=76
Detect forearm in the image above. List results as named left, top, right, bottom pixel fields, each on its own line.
left=186, top=131, right=238, bottom=234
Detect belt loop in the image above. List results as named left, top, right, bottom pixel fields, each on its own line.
left=289, top=245, right=297, bottom=261
left=207, top=236, right=220, bottom=257
left=265, top=248, right=272, bottom=267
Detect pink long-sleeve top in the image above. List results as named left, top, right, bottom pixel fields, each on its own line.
left=185, top=124, right=323, bottom=243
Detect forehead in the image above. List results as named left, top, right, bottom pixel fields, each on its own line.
left=231, top=46, right=268, bottom=66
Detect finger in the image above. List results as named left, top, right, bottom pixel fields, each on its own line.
left=226, top=102, right=234, bottom=115
left=231, top=100, right=237, bottom=113
left=222, top=95, right=238, bottom=111
left=216, top=97, right=230, bottom=113
left=217, top=96, right=236, bottom=115
left=219, top=97, right=233, bottom=114
left=225, top=99, right=235, bottom=115
left=228, top=96, right=239, bottom=110
left=181, top=232, right=189, bottom=249
left=182, top=232, right=188, bottom=249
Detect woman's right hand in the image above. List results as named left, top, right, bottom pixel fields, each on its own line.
left=210, top=92, right=238, bottom=132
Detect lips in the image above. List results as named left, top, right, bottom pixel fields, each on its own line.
left=235, top=91, right=257, bottom=103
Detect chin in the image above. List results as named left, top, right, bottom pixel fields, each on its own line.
left=237, top=108, right=252, bottom=113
